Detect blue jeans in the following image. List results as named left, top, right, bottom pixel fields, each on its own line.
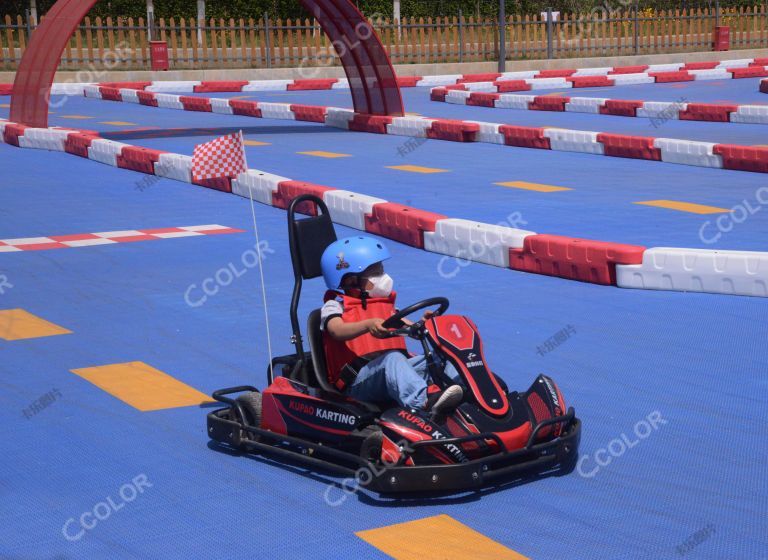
left=346, top=352, right=461, bottom=409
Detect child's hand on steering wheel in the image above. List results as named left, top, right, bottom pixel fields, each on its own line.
left=367, top=318, right=391, bottom=338
left=421, top=310, right=436, bottom=321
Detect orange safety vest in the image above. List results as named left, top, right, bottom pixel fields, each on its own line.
left=322, top=290, right=407, bottom=390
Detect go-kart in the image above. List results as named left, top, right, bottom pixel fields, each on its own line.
left=207, top=195, right=581, bottom=493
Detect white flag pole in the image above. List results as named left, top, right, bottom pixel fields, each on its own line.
left=239, top=130, right=274, bottom=381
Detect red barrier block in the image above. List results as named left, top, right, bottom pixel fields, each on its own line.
left=0, top=83, right=11, bottom=95
left=287, top=78, right=337, bottom=91
left=650, top=71, right=694, bottom=83
left=494, top=80, right=531, bottom=92
left=430, top=87, right=448, bottom=102
left=290, top=104, right=327, bottom=123
left=752, top=58, right=768, bottom=66
left=529, top=96, right=569, bottom=112
left=97, top=86, right=122, bottom=101
left=536, top=69, right=576, bottom=78
left=397, top=76, right=422, bottom=87
left=498, top=125, right=551, bottom=149
left=762, top=79, right=768, bottom=94
left=679, top=103, right=737, bottom=122
left=193, top=176, right=233, bottom=193
left=609, top=65, right=648, bottom=74
left=364, top=203, right=447, bottom=248
left=272, top=181, right=336, bottom=215
left=116, top=146, right=166, bottom=174
left=458, top=73, right=502, bottom=83
left=567, top=75, right=614, bottom=88
left=729, top=66, right=768, bottom=78
left=426, top=119, right=480, bottom=142
left=683, top=61, right=719, bottom=70
left=349, top=114, right=393, bottom=134
left=509, top=234, right=646, bottom=285
left=194, top=81, right=248, bottom=93
left=229, top=100, right=262, bottom=118
left=99, top=81, right=152, bottom=90
left=2, top=123, right=28, bottom=146
left=467, top=92, right=500, bottom=107
left=599, top=99, right=644, bottom=117
left=180, top=96, right=212, bottom=112
left=713, top=144, right=768, bottom=173
left=137, top=91, right=158, bottom=106
left=64, top=132, right=99, bottom=158
left=444, top=84, right=468, bottom=91
left=597, top=133, right=661, bottom=160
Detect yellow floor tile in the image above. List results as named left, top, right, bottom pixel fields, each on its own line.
left=496, top=180, right=572, bottom=192
left=99, top=121, right=137, bottom=126
left=244, top=140, right=270, bottom=146
left=386, top=164, right=448, bottom=174
left=71, top=361, right=212, bottom=411
left=297, top=150, right=351, bottom=158
left=356, top=515, right=530, bottom=560
left=0, top=103, right=10, bottom=108
left=0, top=309, right=72, bottom=341
left=635, top=199, right=728, bottom=214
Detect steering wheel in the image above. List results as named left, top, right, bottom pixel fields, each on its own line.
left=381, top=297, right=450, bottom=337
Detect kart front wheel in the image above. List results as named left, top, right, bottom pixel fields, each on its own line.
left=233, top=391, right=262, bottom=449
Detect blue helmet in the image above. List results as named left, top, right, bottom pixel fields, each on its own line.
left=321, top=236, right=391, bottom=289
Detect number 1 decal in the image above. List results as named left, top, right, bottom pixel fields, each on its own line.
left=450, top=322, right=462, bottom=338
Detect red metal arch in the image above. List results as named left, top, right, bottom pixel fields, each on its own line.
left=10, top=0, right=404, bottom=128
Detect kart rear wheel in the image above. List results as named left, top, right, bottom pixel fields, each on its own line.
left=233, top=391, right=262, bottom=449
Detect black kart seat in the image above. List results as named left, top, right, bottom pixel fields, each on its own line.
left=307, top=309, right=339, bottom=393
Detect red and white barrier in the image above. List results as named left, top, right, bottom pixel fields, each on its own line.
left=323, top=190, right=388, bottom=230
left=653, top=138, right=723, bottom=168
left=543, top=128, right=605, bottom=154
left=231, top=170, right=291, bottom=204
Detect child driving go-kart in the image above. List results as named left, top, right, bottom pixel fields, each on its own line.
left=319, top=236, right=464, bottom=418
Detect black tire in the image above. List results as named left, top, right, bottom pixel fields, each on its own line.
left=233, top=391, right=262, bottom=448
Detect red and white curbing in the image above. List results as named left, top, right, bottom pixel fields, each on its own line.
left=76, top=88, right=768, bottom=174
left=2, top=116, right=767, bottom=298
left=0, top=225, right=242, bottom=251
left=432, top=90, right=768, bottom=125
left=3, top=58, right=768, bottom=98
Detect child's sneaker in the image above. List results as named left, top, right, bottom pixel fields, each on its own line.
left=430, top=385, right=463, bottom=419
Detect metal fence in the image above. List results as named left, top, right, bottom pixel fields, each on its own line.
left=1, top=6, right=767, bottom=72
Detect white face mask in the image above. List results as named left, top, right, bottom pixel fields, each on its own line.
left=366, top=273, right=393, bottom=298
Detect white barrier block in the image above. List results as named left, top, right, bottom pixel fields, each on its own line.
left=154, top=153, right=193, bottom=182
left=495, top=94, right=535, bottom=110
left=155, top=93, right=184, bottom=110
left=415, top=74, right=462, bottom=87
left=83, top=85, right=103, bottom=99
left=386, top=116, right=435, bottom=137
left=716, top=59, right=753, bottom=69
left=610, top=73, right=655, bottom=86
left=424, top=219, right=535, bottom=268
left=324, top=107, right=355, bottom=129
left=331, top=78, right=350, bottom=90
left=0, top=120, right=7, bottom=144
left=323, top=190, right=387, bottom=231
left=499, top=71, right=538, bottom=80
left=446, top=90, right=471, bottom=104
left=565, top=97, right=609, bottom=114
left=18, top=128, right=71, bottom=151
left=526, top=77, right=572, bottom=90
left=145, top=81, right=200, bottom=92
left=464, top=121, right=504, bottom=144
left=730, top=105, right=768, bottom=124
left=244, top=79, right=293, bottom=91
left=543, top=128, right=604, bottom=154
left=231, top=169, right=290, bottom=204
left=654, top=138, right=723, bottom=168
left=573, top=67, right=613, bottom=77
left=210, top=97, right=234, bottom=115
left=88, top=139, right=130, bottom=166
left=52, top=83, right=91, bottom=95
left=637, top=101, right=686, bottom=120
left=617, top=248, right=768, bottom=298
left=259, top=102, right=295, bottom=120
left=647, top=62, right=684, bottom=72
left=463, top=82, right=497, bottom=92
left=119, top=88, right=141, bottom=103
left=690, top=69, right=732, bottom=80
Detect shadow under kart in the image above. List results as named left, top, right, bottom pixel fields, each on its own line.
left=207, top=195, right=581, bottom=494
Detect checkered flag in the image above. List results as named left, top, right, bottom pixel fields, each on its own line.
left=192, top=131, right=248, bottom=182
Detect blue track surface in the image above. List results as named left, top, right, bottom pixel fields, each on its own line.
left=1, top=77, right=767, bottom=560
